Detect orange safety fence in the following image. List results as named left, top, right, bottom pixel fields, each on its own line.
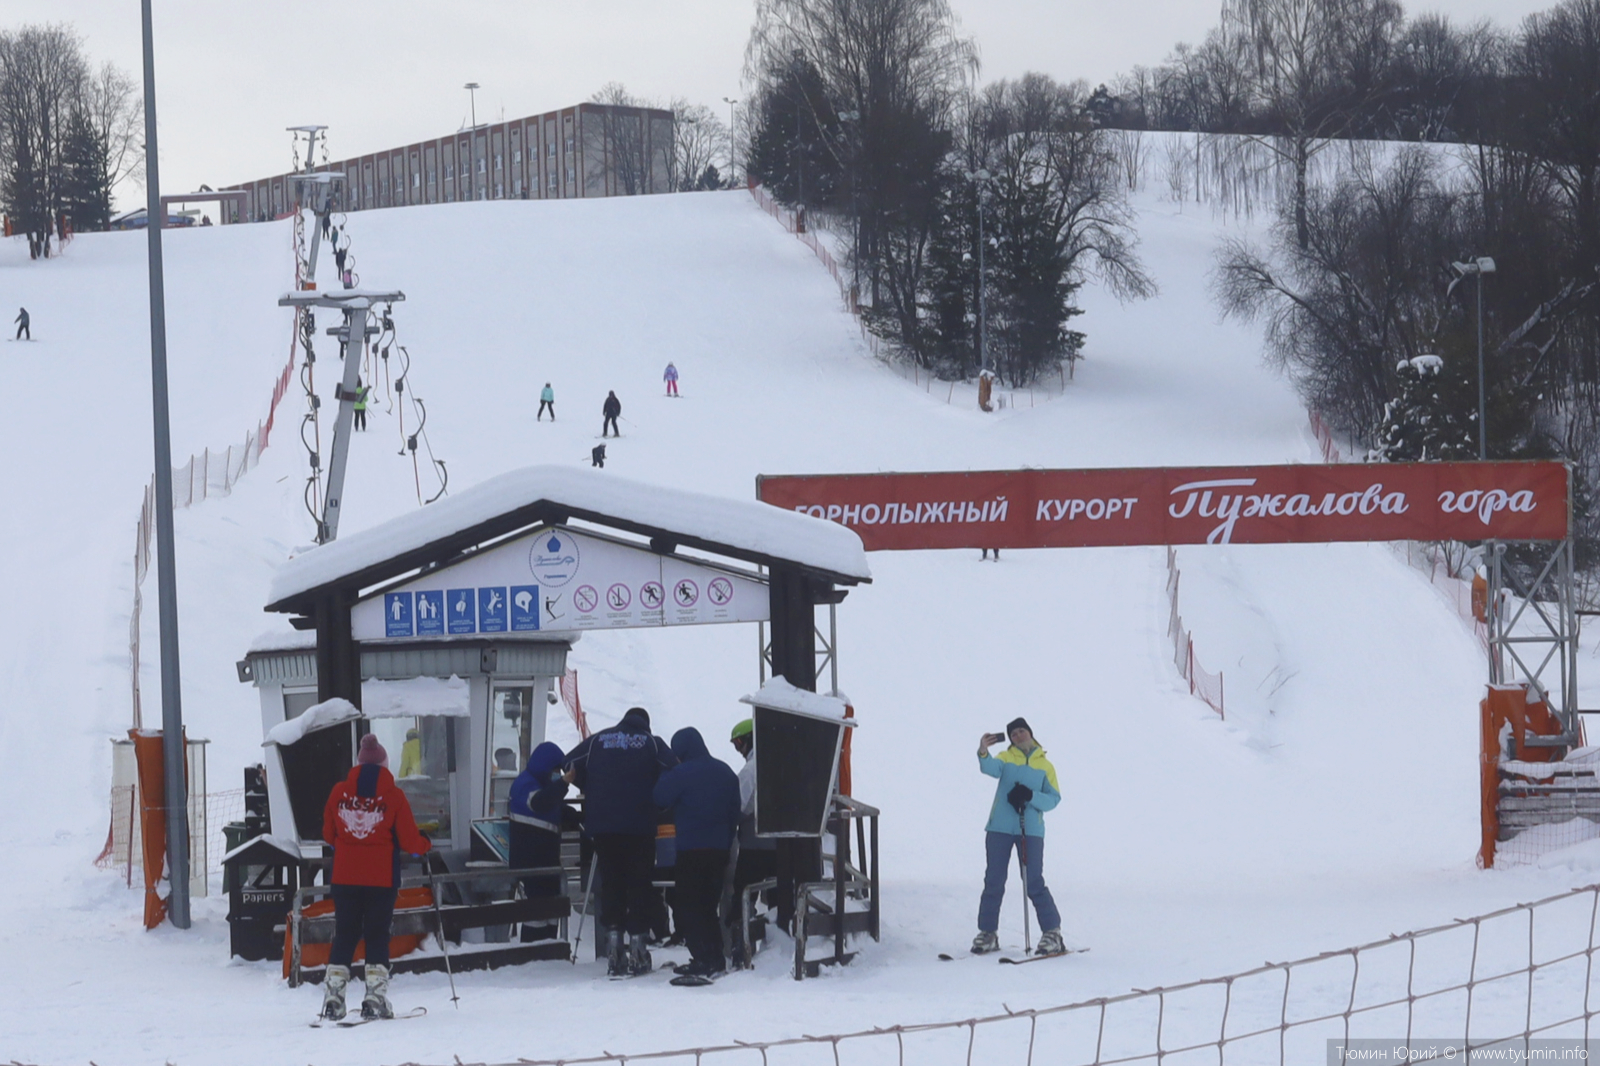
left=283, top=886, right=433, bottom=978
left=1478, top=683, right=1564, bottom=869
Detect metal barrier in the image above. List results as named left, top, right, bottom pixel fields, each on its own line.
left=488, top=881, right=1600, bottom=1066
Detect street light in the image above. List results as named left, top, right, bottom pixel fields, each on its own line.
left=722, top=97, right=738, bottom=185
left=965, top=168, right=992, bottom=375
left=464, top=82, right=480, bottom=129
left=1448, top=256, right=1497, bottom=461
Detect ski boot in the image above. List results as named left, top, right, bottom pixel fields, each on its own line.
left=321, top=964, right=350, bottom=1021
left=628, top=932, right=653, bottom=975
left=1035, top=929, right=1066, bottom=956
left=970, top=930, right=1000, bottom=955
left=605, top=930, right=628, bottom=977
left=360, top=963, right=394, bottom=1020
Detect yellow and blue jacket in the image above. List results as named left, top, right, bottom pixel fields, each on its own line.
left=979, top=745, right=1061, bottom=837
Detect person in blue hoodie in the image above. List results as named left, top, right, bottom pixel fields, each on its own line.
left=508, top=741, right=573, bottom=943
left=652, top=726, right=742, bottom=982
left=565, top=707, right=677, bottom=976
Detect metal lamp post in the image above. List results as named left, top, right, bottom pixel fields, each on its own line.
left=966, top=169, right=991, bottom=375
left=839, top=110, right=860, bottom=303
left=140, top=0, right=190, bottom=929
left=1449, top=256, right=1497, bottom=461
left=723, top=97, right=738, bottom=186
left=464, top=82, right=480, bottom=128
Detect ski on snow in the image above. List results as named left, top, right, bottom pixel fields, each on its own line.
left=938, top=948, right=1088, bottom=963
left=310, top=1006, right=427, bottom=1028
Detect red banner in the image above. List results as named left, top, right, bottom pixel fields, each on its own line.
left=756, top=463, right=1570, bottom=551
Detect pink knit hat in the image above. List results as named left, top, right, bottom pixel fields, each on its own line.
left=357, top=733, right=388, bottom=767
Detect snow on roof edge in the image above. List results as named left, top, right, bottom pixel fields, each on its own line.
left=739, top=677, right=854, bottom=723
left=267, top=465, right=869, bottom=607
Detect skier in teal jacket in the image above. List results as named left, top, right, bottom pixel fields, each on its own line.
left=972, top=717, right=1066, bottom=956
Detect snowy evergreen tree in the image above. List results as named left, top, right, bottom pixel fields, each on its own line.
left=59, top=108, right=111, bottom=232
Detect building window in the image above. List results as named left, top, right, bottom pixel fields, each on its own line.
left=445, top=162, right=454, bottom=179
left=494, top=153, right=502, bottom=170
left=548, top=143, right=556, bottom=159
left=477, top=157, right=487, bottom=174
left=549, top=174, right=558, bottom=190
left=566, top=138, right=575, bottom=153
left=494, top=182, right=503, bottom=198
left=513, top=148, right=522, bottom=164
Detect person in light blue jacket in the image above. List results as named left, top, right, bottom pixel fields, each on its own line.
left=972, top=717, right=1066, bottom=956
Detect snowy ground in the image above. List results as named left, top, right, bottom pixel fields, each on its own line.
left=3, top=170, right=1599, bottom=1065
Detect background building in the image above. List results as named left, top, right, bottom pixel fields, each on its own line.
left=224, top=102, right=674, bottom=222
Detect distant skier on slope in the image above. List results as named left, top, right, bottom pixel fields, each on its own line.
left=14, top=307, right=28, bottom=340
left=538, top=382, right=556, bottom=421
left=602, top=390, right=622, bottom=437
left=663, top=362, right=679, bottom=397
left=972, top=718, right=1066, bottom=957
left=591, top=442, right=606, bottom=468
left=320, top=734, right=433, bottom=1021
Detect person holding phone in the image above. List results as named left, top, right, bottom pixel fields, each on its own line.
left=973, top=717, right=1065, bottom=956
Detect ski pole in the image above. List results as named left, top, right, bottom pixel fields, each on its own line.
left=425, top=867, right=460, bottom=1009
left=570, top=850, right=600, bottom=964
left=1017, top=809, right=1032, bottom=954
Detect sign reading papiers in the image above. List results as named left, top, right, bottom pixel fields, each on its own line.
left=353, top=526, right=768, bottom=641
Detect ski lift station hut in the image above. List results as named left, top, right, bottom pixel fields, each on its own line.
left=235, top=466, right=875, bottom=972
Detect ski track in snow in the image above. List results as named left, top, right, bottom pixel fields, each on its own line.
left=1, top=183, right=1594, bottom=1064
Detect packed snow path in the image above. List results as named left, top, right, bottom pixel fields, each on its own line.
left=0, top=185, right=1580, bottom=1065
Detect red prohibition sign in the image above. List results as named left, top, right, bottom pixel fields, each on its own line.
left=674, top=579, right=699, bottom=607
left=607, top=583, right=632, bottom=611
left=641, top=581, right=664, bottom=609
left=708, top=577, right=734, bottom=606
left=573, top=585, right=599, bottom=613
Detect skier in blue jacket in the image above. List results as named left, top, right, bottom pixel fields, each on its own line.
left=653, top=727, right=741, bottom=982
left=565, top=707, right=677, bottom=975
left=508, top=741, right=573, bottom=942
left=972, top=717, right=1066, bottom=956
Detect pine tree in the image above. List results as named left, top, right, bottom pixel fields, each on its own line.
left=59, top=109, right=112, bottom=232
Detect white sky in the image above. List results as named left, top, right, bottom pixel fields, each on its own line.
left=0, top=0, right=1558, bottom=209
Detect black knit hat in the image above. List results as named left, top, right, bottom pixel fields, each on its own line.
left=1006, top=717, right=1033, bottom=737
left=623, top=706, right=651, bottom=728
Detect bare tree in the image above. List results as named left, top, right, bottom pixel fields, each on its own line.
left=1223, top=0, right=1403, bottom=246
left=82, top=61, right=142, bottom=193
left=589, top=82, right=654, bottom=195
left=670, top=98, right=726, bottom=190
left=0, top=24, right=88, bottom=256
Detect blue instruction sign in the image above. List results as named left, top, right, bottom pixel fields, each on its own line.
left=478, top=587, right=508, bottom=633
left=447, top=589, right=477, bottom=634
left=510, top=586, right=541, bottom=631
left=384, top=592, right=414, bottom=638
left=415, top=590, right=445, bottom=636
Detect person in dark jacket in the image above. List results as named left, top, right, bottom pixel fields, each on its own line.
left=14, top=307, right=28, bottom=340
left=652, top=727, right=741, bottom=981
left=601, top=391, right=622, bottom=437
left=508, top=741, right=573, bottom=943
left=320, top=733, right=432, bottom=1021
left=565, top=707, right=677, bottom=975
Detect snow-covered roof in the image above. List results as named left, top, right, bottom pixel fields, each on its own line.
left=247, top=627, right=318, bottom=654
left=363, top=676, right=471, bottom=718
left=740, top=677, right=855, bottom=724
left=267, top=465, right=870, bottom=611
left=264, top=697, right=360, bottom=747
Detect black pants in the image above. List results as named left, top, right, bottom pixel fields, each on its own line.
left=676, top=848, right=730, bottom=970
left=511, top=824, right=563, bottom=942
left=354, top=408, right=366, bottom=431
left=14, top=323, right=26, bottom=340
left=329, top=884, right=398, bottom=968
left=602, top=415, right=619, bottom=437
left=538, top=400, right=554, bottom=420
left=594, top=833, right=655, bottom=935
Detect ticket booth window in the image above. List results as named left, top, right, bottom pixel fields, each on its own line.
left=369, top=714, right=454, bottom=841
left=487, top=683, right=534, bottom=815
left=283, top=688, right=317, bottom=719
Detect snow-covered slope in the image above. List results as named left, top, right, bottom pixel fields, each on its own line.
left=0, top=180, right=1582, bottom=1065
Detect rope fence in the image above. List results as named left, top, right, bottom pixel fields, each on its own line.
left=128, top=223, right=300, bottom=728
left=746, top=184, right=1070, bottom=411
left=1166, top=546, right=1225, bottom=718
left=468, top=881, right=1600, bottom=1066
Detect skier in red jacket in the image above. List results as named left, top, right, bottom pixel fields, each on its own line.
left=320, top=733, right=433, bottom=1021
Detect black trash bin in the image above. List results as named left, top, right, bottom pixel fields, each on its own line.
left=222, top=836, right=306, bottom=961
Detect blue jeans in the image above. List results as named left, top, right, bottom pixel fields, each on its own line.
left=978, top=831, right=1060, bottom=933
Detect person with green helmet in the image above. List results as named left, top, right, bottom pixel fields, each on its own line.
left=729, top=718, right=776, bottom=962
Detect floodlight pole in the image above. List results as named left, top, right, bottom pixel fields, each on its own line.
left=723, top=97, right=738, bottom=184
left=141, top=0, right=189, bottom=929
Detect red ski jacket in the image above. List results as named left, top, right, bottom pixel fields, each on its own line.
left=322, top=763, right=432, bottom=887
